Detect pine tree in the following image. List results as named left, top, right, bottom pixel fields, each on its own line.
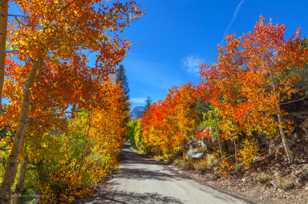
left=145, top=96, right=152, bottom=111
left=116, top=65, right=130, bottom=121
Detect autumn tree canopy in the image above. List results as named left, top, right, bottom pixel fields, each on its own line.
left=136, top=17, right=307, bottom=175
left=0, top=0, right=141, bottom=203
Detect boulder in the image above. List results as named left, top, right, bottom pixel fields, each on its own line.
left=186, top=148, right=205, bottom=159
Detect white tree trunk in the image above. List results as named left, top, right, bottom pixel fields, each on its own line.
left=0, top=0, right=8, bottom=109
left=277, top=111, right=293, bottom=163
left=0, top=59, right=42, bottom=203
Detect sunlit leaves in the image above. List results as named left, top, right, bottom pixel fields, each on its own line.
left=0, top=0, right=140, bottom=202
left=25, top=80, right=128, bottom=203
left=141, top=84, right=199, bottom=160
left=138, top=17, right=307, bottom=173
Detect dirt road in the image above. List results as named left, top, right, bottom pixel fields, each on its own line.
left=83, top=146, right=248, bottom=204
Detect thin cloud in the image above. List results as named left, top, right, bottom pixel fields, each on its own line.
left=183, top=55, right=205, bottom=74
left=221, top=0, right=246, bottom=44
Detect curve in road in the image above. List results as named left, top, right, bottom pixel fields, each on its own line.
left=83, top=146, right=248, bottom=204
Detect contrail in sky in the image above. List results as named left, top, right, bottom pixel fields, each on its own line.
left=220, top=0, right=246, bottom=44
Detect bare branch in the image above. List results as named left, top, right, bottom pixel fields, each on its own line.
left=58, top=0, right=76, bottom=13
left=8, top=14, right=27, bottom=18
left=0, top=50, right=18, bottom=53
left=280, top=96, right=308, bottom=105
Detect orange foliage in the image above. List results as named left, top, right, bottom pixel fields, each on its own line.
left=26, top=80, right=129, bottom=203
left=139, top=17, right=307, bottom=173
left=201, top=17, right=306, bottom=140
left=141, top=84, right=199, bottom=160
left=0, top=0, right=141, bottom=202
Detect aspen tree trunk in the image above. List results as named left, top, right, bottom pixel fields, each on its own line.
left=233, top=139, right=238, bottom=168
left=11, top=156, right=28, bottom=204
left=0, top=59, right=42, bottom=203
left=268, top=70, right=293, bottom=164
left=218, top=136, right=223, bottom=159
left=71, top=103, right=77, bottom=118
left=0, top=0, right=8, bottom=109
left=276, top=107, right=293, bottom=163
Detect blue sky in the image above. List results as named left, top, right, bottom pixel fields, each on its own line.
left=8, top=1, right=308, bottom=108
left=122, top=0, right=308, bottom=107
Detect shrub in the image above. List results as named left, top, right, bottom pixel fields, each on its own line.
left=237, top=138, right=259, bottom=169
left=128, top=119, right=144, bottom=152
left=255, top=172, right=272, bottom=184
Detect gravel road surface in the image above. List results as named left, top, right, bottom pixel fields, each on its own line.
left=83, top=146, right=247, bottom=204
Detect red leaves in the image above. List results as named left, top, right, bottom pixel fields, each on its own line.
left=199, top=17, right=307, bottom=139
left=253, top=16, right=286, bottom=48
left=141, top=84, right=200, bottom=158
left=195, top=128, right=211, bottom=140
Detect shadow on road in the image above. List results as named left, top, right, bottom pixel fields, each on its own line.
left=79, top=144, right=245, bottom=204
left=117, top=145, right=187, bottom=181
left=78, top=145, right=184, bottom=203
left=117, top=167, right=174, bottom=181
left=91, top=191, right=183, bottom=204
left=118, top=145, right=159, bottom=165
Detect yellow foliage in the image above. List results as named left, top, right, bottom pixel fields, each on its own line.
left=217, top=159, right=235, bottom=177
left=27, top=80, right=128, bottom=203
left=237, top=138, right=259, bottom=169
left=141, top=84, right=199, bottom=160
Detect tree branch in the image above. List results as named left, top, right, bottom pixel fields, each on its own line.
left=0, top=50, right=18, bottom=53
left=280, top=96, right=308, bottom=105
left=7, top=14, right=27, bottom=18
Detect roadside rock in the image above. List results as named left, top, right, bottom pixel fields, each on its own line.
left=255, top=172, right=272, bottom=184
left=276, top=176, right=296, bottom=191
left=294, top=164, right=308, bottom=186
